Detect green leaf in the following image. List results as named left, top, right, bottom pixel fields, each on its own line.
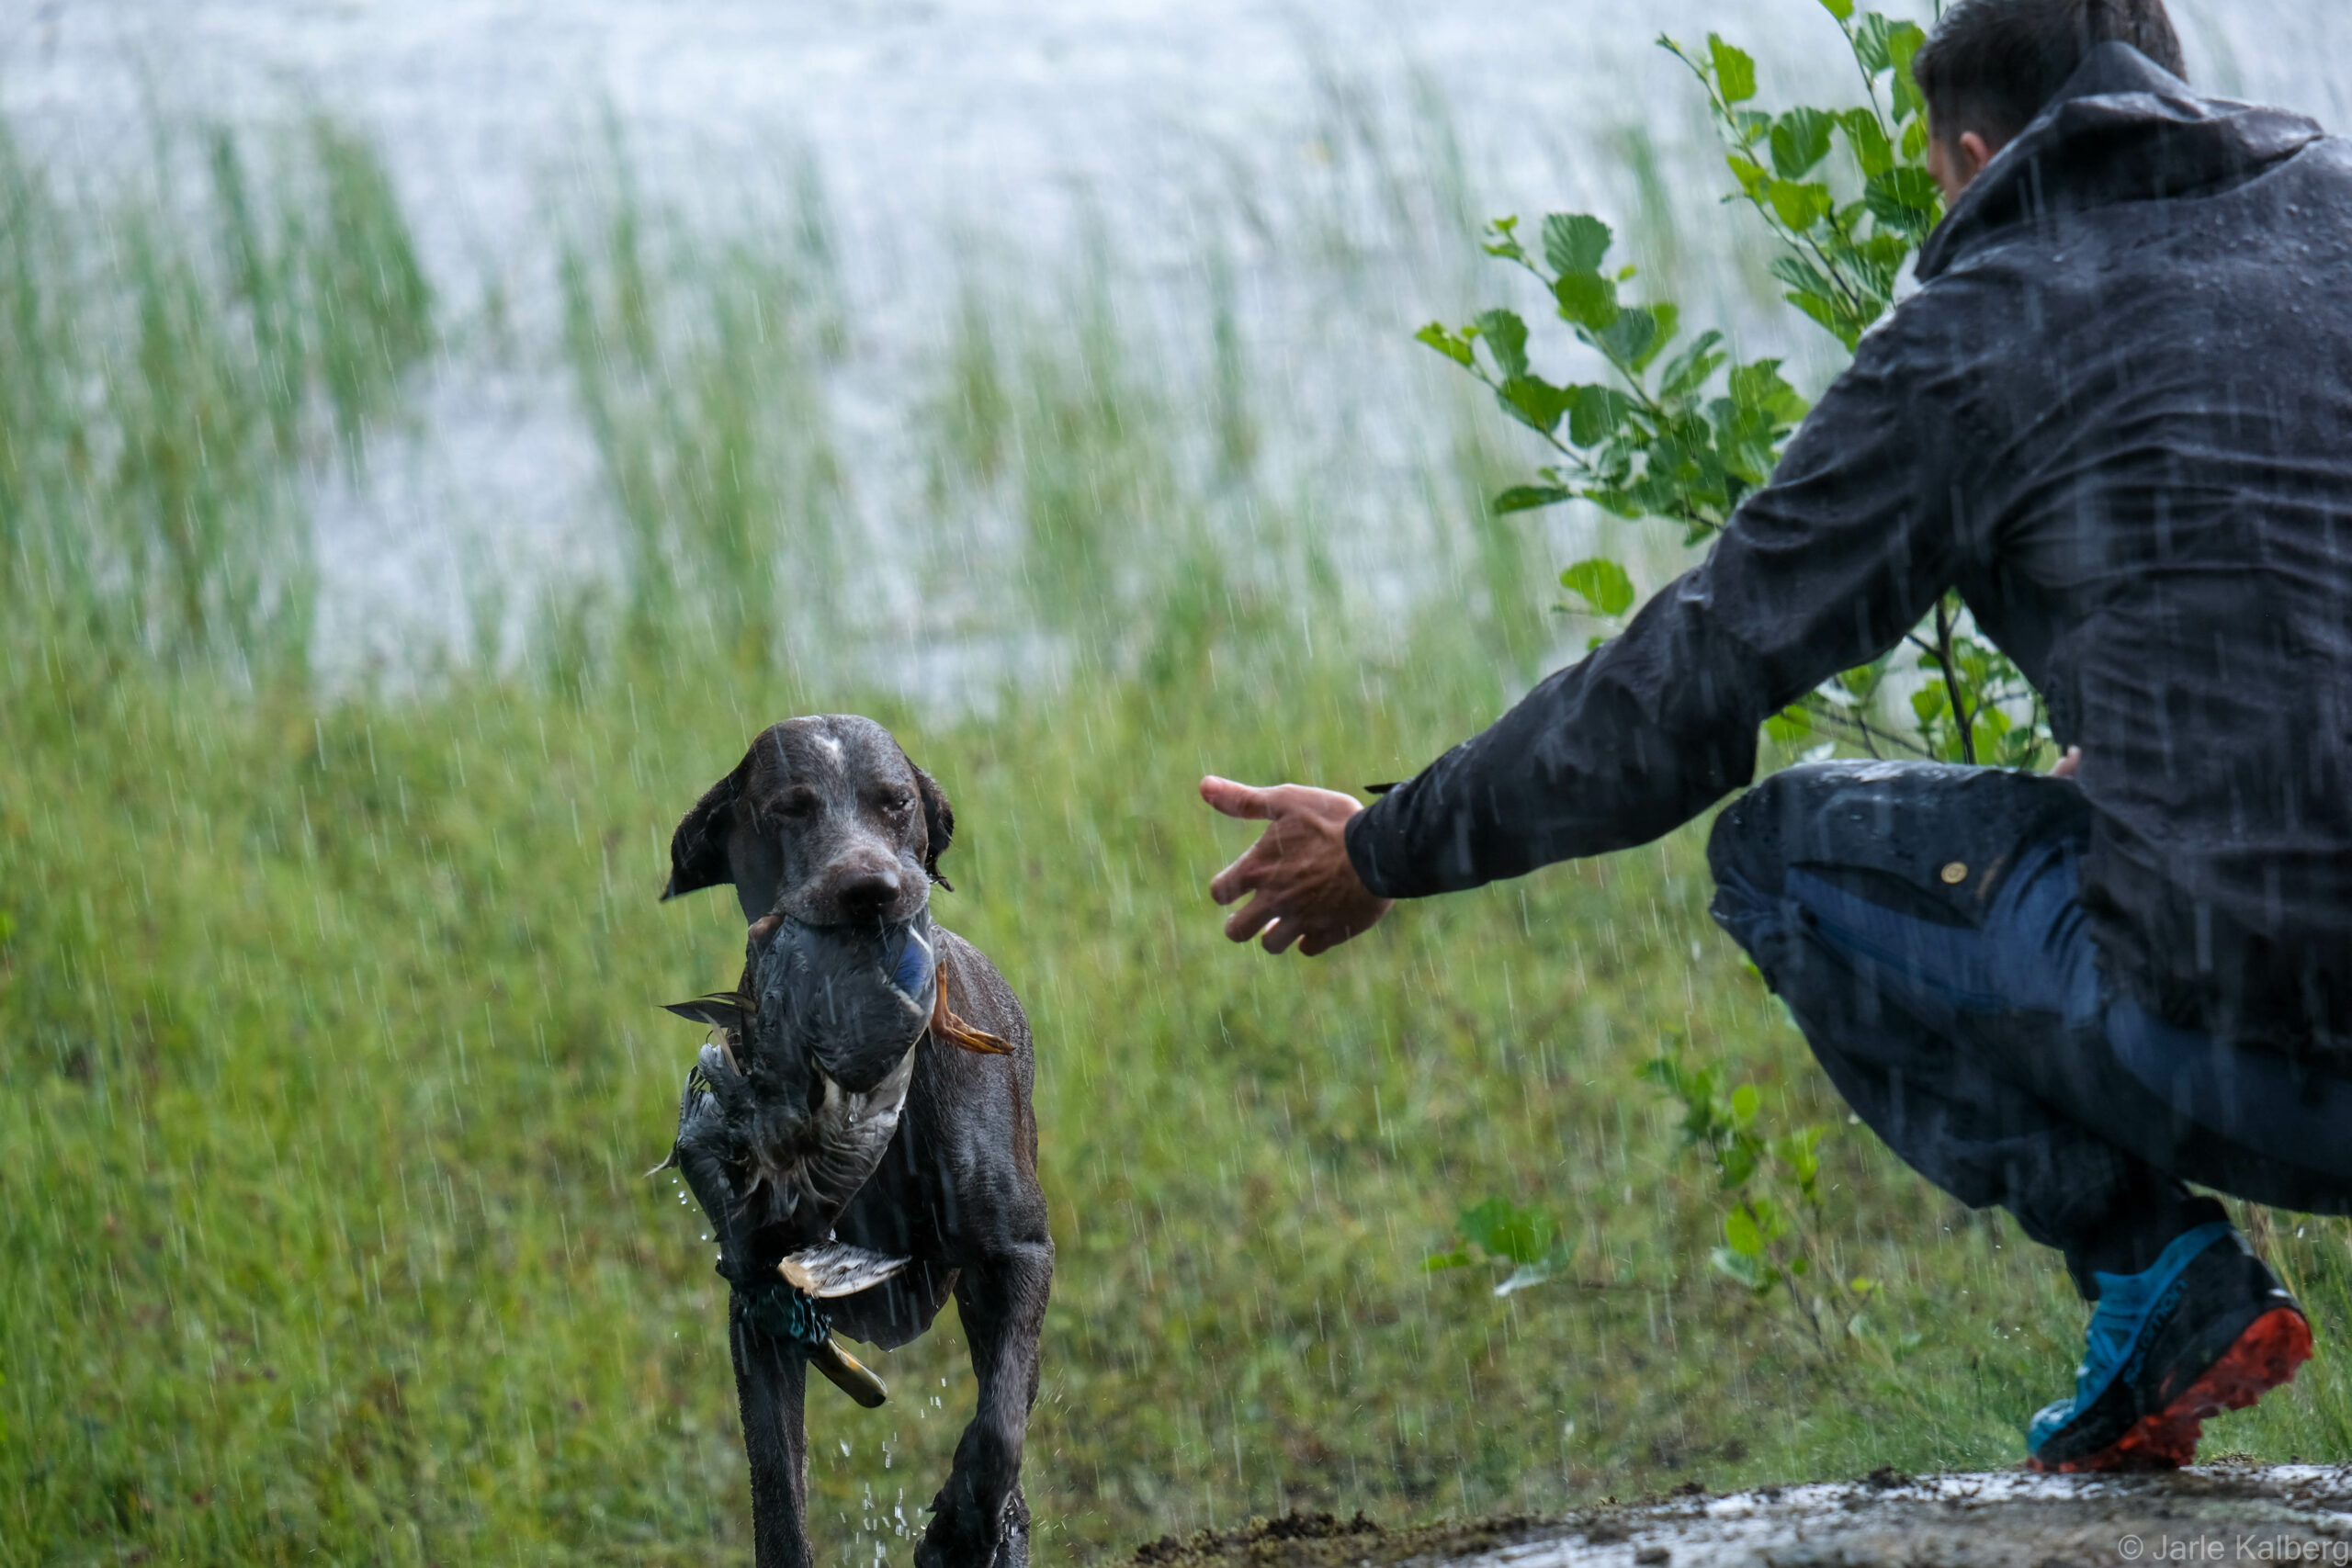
left=1542, top=213, right=1614, bottom=276
left=1902, top=116, right=1931, bottom=162
left=1841, top=109, right=1894, bottom=177
left=1475, top=309, right=1530, bottom=378
left=1711, top=1246, right=1770, bottom=1292
left=1770, top=109, right=1835, bottom=179
left=1853, top=12, right=1895, bottom=73
left=1709, top=34, right=1758, bottom=105
left=1840, top=667, right=1887, bottom=709
left=1865, top=167, right=1943, bottom=239
left=1414, top=321, right=1474, bottom=368
left=1763, top=705, right=1814, bottom=744
left=1597, top=306, right=1658, bottom=368
left=1765, top=179, right=1833, bottom=231
left=1494, top=485, right=1574, bottom=514
left=1790, top=288, right=1865, bottom=350
left=1887, top=22, right=1928, bottom=119
left=1457, top=1197, right=1552, bottom=1267
left=1818, top=0, right=1854, bottom=19
left=1719, top=1140, right=1758, bottom=1189
left=1422, top=1248, right=1474, bottom=1272
left=1559, top=557, right=1635, bottom=617
left=1499, top=374, right=1571, bottom=434
left=1724, top=1207, right=1765, bottom=1258
left=1774, top=1125, right=1825, bottom=1187
left=1731, top=1083, right=1761, bottom=1125
left=1553, top=270, right=1618, bottom=332
left=1568, top=385, right=1635, bottom=446
left=1659, top=330, right=1726, bottom=401
left=1634, top=302, right=1680, bottom=370
left=1768, top=254, right=1837, bottom=298
left=1728, top=359, right=1807, bottom=423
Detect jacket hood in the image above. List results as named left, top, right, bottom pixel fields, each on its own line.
left=1917, top=42, right=2324, bottom=281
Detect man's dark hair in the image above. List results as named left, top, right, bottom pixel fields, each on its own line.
left=1912, top=0, right=2187, bottom=148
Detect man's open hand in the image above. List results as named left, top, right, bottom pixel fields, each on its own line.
left=1201, top=776, right=1394, bottom=956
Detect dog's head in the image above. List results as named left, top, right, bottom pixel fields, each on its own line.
left=662, top=715, right=955, bottom=928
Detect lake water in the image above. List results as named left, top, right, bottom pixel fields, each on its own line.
left=1, top=0, right=2342, bottom=687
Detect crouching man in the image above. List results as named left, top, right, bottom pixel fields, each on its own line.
left=1202, top=0, right=2352, bottom=1471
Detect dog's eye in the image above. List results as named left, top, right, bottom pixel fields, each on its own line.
left=770, top=792, right=818, bottom=820
left=883, top=793, right=913, bottom=816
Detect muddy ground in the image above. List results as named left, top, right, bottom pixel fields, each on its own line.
left=1129, top=1464, right=2352, bottom=1567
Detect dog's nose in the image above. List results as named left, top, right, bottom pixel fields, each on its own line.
left=833, top=867, right=901, bottom=921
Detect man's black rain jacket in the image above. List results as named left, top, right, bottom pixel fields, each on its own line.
left=1347, top=44, right=2352, bottom=1055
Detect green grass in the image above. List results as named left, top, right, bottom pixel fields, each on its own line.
left=5, top=96, right=2352, bottom=1568
left=8, top=641, right=2352, bottom=1568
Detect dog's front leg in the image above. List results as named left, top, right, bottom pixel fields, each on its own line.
left=918, top=1240, right=1053, bottom=1568
left=673, top=1061, right=816, bottom=1568
left=731, top=1300, right=815, bottom=1568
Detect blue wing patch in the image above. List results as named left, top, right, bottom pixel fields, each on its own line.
left=890, top=929, right=933, bottom=998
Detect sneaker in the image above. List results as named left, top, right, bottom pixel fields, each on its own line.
left=2027, top=1221, right=2312, bottom=1472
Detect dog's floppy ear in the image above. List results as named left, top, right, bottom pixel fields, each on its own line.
left=911, top=761, right=955, bottom=892
left=663, top=761, right=745, bottom=901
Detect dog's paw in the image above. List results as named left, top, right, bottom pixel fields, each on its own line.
left=990, top=1514, right=1030, bottom=1568
left=915, top=1489, right=1027, bottom=1568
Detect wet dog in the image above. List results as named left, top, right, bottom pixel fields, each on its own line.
left=660, top=716, right=1051, bottom=1568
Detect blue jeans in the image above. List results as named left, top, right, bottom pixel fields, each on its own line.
left=1708, top=761, right=2352, bottom=1297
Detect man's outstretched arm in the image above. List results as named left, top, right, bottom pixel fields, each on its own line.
left=1205, top=298, right=1972, bottom=946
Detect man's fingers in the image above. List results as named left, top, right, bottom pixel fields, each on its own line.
left=1222, top=892, right=1281, bottom=945
left=1260, top=919, right=1303, bottom=956
left=1209, top=841, right=1269, bottom=907
left=1201, top=775, right=1277, bottom=822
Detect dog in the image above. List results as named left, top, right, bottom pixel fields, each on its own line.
left=659, top=716, right=1052, bottom=1568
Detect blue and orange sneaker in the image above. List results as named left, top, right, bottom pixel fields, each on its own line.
left=2028, top=1222, right=2312, bottom=1472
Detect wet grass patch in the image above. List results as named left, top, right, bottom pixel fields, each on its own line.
left=6, top=647, right=2352, bottom=1567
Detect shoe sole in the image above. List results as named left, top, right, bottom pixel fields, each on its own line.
left=2030, top=1306, right=2313, bottom=1474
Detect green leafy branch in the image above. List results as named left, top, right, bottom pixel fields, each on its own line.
left=1663, top=15, right=1940, bottom=352
left=1418, top=0, right=2057, bottom=771
left=1643, top=1049, right=1916, bottom=1361
left=1415, top=212, right=1808, bottom=550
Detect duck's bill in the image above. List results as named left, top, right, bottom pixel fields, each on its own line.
left=809, top=1336, right=888, bottom=1408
